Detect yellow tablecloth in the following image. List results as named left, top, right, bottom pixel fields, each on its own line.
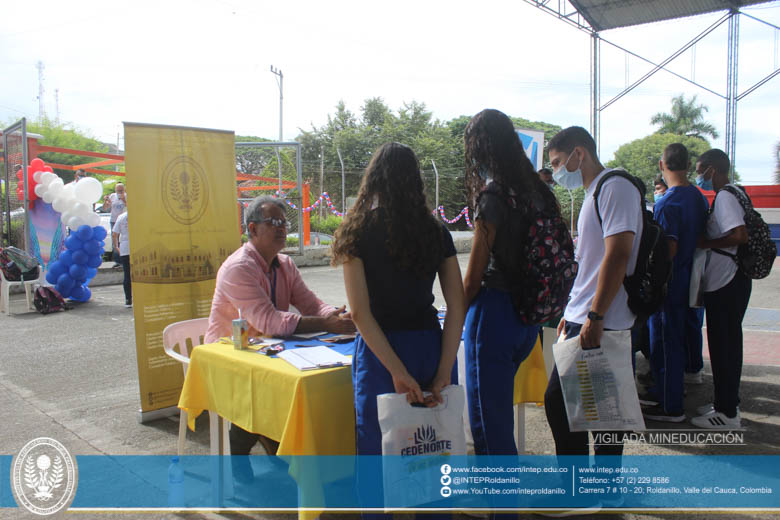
left=178, top=342, right=356, bottom=456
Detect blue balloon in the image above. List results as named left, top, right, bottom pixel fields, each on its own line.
left=70, top=285, right=88, bottom=301
left=92, top=226, right=107, bottom=241
left=83, top=239, right=102, bottom=256
left=77, top=225, right=94, bottom=241
left=86, top=267, right=98, bottom=280
left=56, top=273, right=75, bottom=293
left=48, top=260, right=67, bottom=278
left=59, top=250, right=73, bottom=266
left=46, top=270, right=59, bottom=285
left=69, top=264, right=88, bottom=282
left=72, top=250, right=89, bottom=265
left=65, top=235, right=83, bottom=251
left=87, top=254, right=103, bottom=268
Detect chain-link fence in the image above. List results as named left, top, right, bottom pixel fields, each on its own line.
left=235, top=141, right=303, bottom=255
left=2, top=120, right=28, bottom=249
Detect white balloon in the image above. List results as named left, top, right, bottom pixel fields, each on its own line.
left=85, top=212, right=101, bottom=227
left=62, top=183, right=75, bottom=199
left=42, top=190, right=55, bottom=204
left=34, top=184, right=45, bottom=197
left=68, top=216, right=85, bottom=230
left=62, top=197, right=77, bottom=213
left=33, top=171, right=42, bottom=183
left=74, top=177, right=103, bottom=205
left=72, top=202, right=90, bottom=217
left=48, top=178, right=64, bottom=195
left=61, top=210, right=73, bottom=223
left=52, top=197, right=66, bottom=213
left=41, top=172, right=56, bottom=186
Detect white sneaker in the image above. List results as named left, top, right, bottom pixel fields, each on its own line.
left=685, top=371, right=703, bottom=384
left=691, top=410, right=742, bottom=429
left=696, top=403, right=714, bottom=415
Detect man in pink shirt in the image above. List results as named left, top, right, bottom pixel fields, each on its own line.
left=205, top=196, right=354, bottom=476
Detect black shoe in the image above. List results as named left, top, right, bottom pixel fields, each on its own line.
left=643, top=404, right=685, bottom=423
left=125, top=299, right=132, bottom=307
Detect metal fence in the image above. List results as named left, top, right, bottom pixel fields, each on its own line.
left=1, top=119, right=29, bottom=249
left=235, top=141, right=303, bottom=256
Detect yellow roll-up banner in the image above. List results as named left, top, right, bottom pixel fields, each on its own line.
left=123, top=123, right=239, bottom=418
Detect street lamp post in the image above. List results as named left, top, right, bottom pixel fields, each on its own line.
left=270, top=65, right=283, bottom=194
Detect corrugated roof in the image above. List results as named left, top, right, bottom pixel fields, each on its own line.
left=569, top=0, right=773, bottom=31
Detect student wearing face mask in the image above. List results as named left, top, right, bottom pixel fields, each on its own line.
left=545, top=126, right=643, bottom=462
left=462, top=109, right=562, bottom=456
left=653, top=175, right=668, bottom=204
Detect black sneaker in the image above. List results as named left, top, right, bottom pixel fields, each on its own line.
left=125, top=299, right=132, bottom=307
left=642, top=404, right=685, bottom=423
left=637, top=392, right=659, bottom=407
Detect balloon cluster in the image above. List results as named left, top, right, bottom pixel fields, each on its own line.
left=45, top=225, right=107, bottom=301
left=15, top=158, right=51, bottom=207
left=35, top=173, right=104, bottom=231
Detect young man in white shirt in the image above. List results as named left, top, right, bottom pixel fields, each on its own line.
left=545, top=126, right=643, bottom=459
left=692, top=148, right=751, bottom=429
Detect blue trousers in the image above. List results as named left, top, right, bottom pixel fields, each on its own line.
left=465, top=288, right=538, bottom=455
left=352, top=328, right=456, bottom=520
left=685, top=307, right=705, bottom=374
left=648, top=303, right=686, bottom=413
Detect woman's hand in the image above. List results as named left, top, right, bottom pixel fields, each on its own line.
left=426, top=372, right=450, bottom=407
left=392, top=370, right=424, bottom=404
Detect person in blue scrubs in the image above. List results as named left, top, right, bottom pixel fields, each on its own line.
left=332, top=142, right=466, bottom=518
left=462, top=109, right=560, bottom=455
left=642, top=143, right=709, bottom=422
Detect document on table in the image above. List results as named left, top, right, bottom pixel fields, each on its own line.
left=284, top=331, right=328, bottom=340
left=277, top=346, right=352, bottom=371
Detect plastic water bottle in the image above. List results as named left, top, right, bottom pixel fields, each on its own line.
left=168, top=456, right=184, bottom=507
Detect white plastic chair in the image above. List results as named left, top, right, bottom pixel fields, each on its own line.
left=163, top=318, right=230, bottom=455
left=0, top=268, right=41, bottom=315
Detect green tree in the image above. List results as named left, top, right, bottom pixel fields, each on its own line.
left=607, top=133, right=712, bottom=191
left=23, top=118, right=110, bottom=182
left=650, top=94, right=719, bottom=141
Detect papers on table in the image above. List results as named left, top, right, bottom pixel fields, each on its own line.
left=284, top=331, right=328, bottom=340
left=278, top=346, right=352, bottom=371
left=245, top=337, right=284, bottom=351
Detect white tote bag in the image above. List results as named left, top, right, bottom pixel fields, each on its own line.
left=553, top=330, right=645, bottom=432
left=689, top=248, right=709, bottom=308
left=377, top=384, right=466, bottom=507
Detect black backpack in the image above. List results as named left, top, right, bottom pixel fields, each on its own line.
left=0, top=247, right=39, bottom=282
left=711, top=184, right=776, bottom=279
left=33, top=286, right=69, bottom=314
left=482, top=185, right=578, bottom=325
left=593, top=170, right=672, bottom=322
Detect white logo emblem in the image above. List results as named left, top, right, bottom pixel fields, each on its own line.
left=12, top=437, right=77, bottom=515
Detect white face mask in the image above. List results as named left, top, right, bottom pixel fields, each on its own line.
left=553, top=150, right=584, bottom=190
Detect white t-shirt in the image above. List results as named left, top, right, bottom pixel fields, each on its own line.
left=112, top=212, right=130, bottom=257
left=702, top=187, right=745, bottom=293
left=563, top=169, right=643, bottom=330
left=108, top=192, right=127, bottom=222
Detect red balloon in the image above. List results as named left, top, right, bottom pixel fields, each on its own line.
left=15, top=169, right=22, bottom=180
left=43, top=165, right=53, bottom=173
left=30, top=158, right=45, bottom=171
left=16, top=188, right=24, bottom=201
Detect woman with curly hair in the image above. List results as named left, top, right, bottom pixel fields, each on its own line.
left=331, top=142, right=465, bottom=462
left=463, top=109, right=561, bottom=455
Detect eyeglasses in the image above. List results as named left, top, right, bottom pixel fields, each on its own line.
left=253, top=217, right=288, bottom=228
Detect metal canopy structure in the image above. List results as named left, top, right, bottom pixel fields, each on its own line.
left=524, top=0, right=780, bottom=178
left=569, top=0, right=770, bottom=32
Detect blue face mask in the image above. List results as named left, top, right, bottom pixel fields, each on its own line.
left=552, top=150, right=583, bottom=190
left=653, top=192, right=665, bottom=202
left=695, top=173, right=714, bottom=191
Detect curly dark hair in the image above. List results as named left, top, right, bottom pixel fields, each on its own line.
left=331, top=142, right=444, bottom=277
left=464, top=109, right=557, bottom=211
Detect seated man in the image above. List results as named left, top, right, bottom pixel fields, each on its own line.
left=205, top=195, right=354, bottom=475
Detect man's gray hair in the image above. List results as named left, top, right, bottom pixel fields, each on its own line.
left=246, top=196, right=285, bottom=225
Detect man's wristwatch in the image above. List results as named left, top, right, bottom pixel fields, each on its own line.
left=587, top=311, right=604, bottom=321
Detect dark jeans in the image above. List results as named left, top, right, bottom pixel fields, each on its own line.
left=544, top=321, right=625, bottom=458
left=119, top=255, right=131, bottom=302
left=702, top=270, right=752, bottom=418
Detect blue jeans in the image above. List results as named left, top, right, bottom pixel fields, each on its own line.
left=465, top=287, right=538, bottom=455
left=648, top=303, right=687, bottom=413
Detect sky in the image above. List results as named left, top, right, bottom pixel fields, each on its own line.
left=1, top=0, right=779, bottom=184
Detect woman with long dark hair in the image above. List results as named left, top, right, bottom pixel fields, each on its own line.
left=463, top=109, right=562, bottom=455
left=332, top=142, right=466, bottom=461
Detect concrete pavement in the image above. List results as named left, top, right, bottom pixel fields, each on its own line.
left=0, top=255, right=779, bottom=519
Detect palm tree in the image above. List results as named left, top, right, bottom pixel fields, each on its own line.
left=651, top=94, right=719, bottom=141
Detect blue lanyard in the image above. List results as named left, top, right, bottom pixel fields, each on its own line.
left=267, top=264, right=278, bottom=308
